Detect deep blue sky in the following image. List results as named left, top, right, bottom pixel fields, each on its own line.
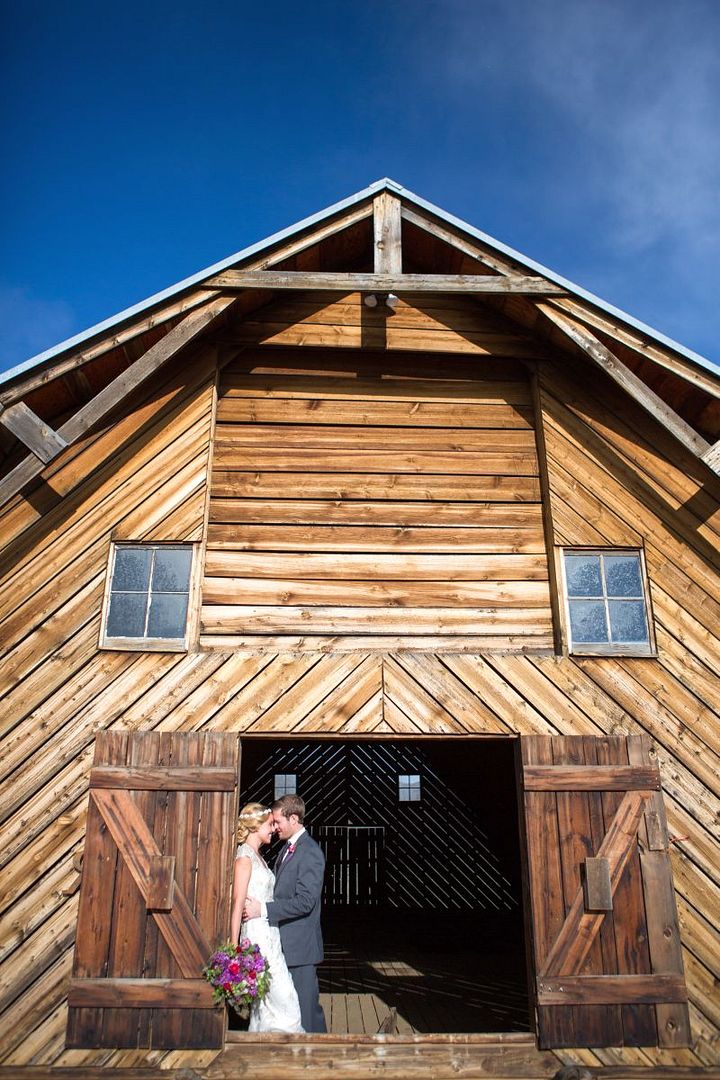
left=2, top=0, right=719, bottom=375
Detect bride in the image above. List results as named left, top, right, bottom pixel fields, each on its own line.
left=230, top=803, right=304, bottom=1033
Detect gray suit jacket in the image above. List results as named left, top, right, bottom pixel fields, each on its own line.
left=266, top=831, right=325, bottom=967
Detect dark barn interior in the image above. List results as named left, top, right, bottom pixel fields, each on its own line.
left=236, top=738, right=531, bottom=1034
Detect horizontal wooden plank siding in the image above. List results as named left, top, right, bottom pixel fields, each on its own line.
left=203, top=345, right=551, bottom=647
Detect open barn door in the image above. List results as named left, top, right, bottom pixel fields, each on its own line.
left=66, top=731, right=240, bottom=1049
left=518, top=734, right=690, bottom=1049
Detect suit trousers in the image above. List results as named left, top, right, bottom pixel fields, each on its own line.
left=289, top=964, right=327, bottom=1033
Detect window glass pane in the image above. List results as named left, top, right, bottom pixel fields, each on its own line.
left=147, top=593, right=189, bottom=638
left=152, top=548, right=193, bottom=592
left=604, top=555, right=643, bottom=597
left=274, top=773, right=297, bottom=798
left=608, top=600, right=648, bottom=643
left=565, top=555, right=603, bottom=597
left=112, top=548, right=152, bottom=592
left=106, top=592, right=147, bottom=637
left=568, top=600, right=609, bottom=643
left=399, top=774, right=421, bottom=801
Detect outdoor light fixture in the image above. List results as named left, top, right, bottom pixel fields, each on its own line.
left=363, top=293, right=399, bottom=312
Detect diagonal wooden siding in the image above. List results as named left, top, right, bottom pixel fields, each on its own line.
left=2, top=647, right=718, bottom=1067
left=0, top=343, right=218, bottom=1067
left=0, top=320, right=719, bottom=1069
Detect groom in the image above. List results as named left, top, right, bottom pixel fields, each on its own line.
left=244, top=794, right=327, bottom=1033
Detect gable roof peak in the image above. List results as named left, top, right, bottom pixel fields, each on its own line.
left=2, top=177, right=718, bottom=391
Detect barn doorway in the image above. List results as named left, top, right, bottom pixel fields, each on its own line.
left=237, top=738, right=530, bottom=1035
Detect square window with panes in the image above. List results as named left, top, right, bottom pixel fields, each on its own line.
left=398, top=774, right=421, bottom=802
left=561, top=549, right=654, bottom=655
left=274, top=773, right=297, bottom=799
left=102, top=544, right=194, bottom=649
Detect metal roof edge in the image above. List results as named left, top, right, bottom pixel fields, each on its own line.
left=2, top=176, right=718, bottom=389
left=388, top=180, right=720, bottom=379
left=0, top=178, right=389, bottom=389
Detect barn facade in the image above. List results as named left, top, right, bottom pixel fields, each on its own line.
left=1, top=179, right=719, bottom=1079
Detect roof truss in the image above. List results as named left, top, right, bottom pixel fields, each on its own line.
left=535, top=303, right=712, bottom=461
left=204, top=269, right=567, bottom=294
left=0, top=296, right=235, bottom=508
left=1, top=183, right=719, bottom=504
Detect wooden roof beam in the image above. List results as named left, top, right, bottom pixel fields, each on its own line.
left=0, top=401, right=68, bottom=464
left=400, top=205, right=518, bottom=276
left=373, top=192, right=402, bottom=274
left=205, top=270, right=566, bottom=294
left=546, top=297, right=720, bottom=401
left=0, top=205, right=375, bottom=408
left=536, top=302, right=717, bottom=473
left=702, top=440, right=720, bottom=473
left=0, top=295, right=235, bottom=509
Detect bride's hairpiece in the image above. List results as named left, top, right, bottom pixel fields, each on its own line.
left=238, top=806, right=271, bottom=820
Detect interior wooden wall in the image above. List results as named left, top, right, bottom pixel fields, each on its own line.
left=0, top=297, right=719, bottom=1073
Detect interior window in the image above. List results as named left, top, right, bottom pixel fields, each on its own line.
left=398, top=774, right=421, bottom=802
left=274, top=773, right=297, bottom=799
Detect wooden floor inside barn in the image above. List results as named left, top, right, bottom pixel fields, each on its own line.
left=230, top=909, right=530, bottom=1036
left=320, top=909, right=530, bottom=1035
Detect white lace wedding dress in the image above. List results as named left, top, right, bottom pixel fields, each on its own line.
left=236, top=843, right=304, bottom=1033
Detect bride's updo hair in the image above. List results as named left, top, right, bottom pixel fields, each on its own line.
left=237, top=802, right=271, bottom=844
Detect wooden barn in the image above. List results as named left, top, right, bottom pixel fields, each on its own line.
left=1, top=178, right=719, bottom=1080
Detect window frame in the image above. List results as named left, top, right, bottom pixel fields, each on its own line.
left=558, top=546, right=656, bottom=657
left=398, top=773, right=422, bottom=803
left=273, top=773, right=297, bottom=799
left=100, top=542, right=200, bottom=652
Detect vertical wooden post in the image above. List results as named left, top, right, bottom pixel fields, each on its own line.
left=373, top=193, right=402, bottom=275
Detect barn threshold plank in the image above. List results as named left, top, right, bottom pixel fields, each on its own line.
left=1, top=1064, right=716, bottom=1080
left=206, top=1037, right=561, bottom=1079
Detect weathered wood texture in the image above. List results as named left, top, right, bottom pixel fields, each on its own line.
left=67, top=730, right=238, bottom=1049
left=0, top=261, right=719, bottom=1073
left=203, top=342, right=552, bottom=647
left=219, top=289, right=551, bottom=357
left=521, top=735, right=690, bottom=1049
left=0, top=347, right=218, bottom=1063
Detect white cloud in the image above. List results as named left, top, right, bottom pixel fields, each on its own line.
left=442, top=0, right=720, bottom=256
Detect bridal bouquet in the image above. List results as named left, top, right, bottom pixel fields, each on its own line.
left=203, top=940, right=271, bottom=1017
